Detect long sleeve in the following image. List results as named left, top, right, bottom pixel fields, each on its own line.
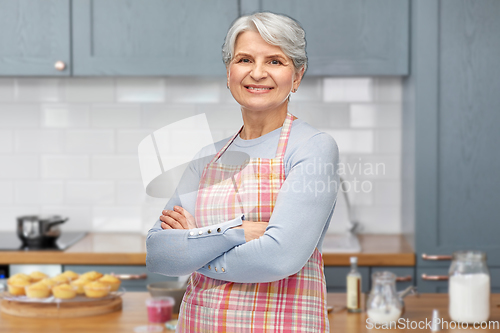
left=197, top=133, right=339, bottom=283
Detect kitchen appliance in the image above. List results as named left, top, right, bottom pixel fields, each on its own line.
left=16, top=215, right=67, bottom=248
left=0, top=231, right=86, bottom=251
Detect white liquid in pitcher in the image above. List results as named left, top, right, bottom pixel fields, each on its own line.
left=449, top=273, right=490, bottom=323
left=367, top=307, right=402, bottom=323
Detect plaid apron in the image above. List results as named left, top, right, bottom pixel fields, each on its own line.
left=177, top=113, right=329, bottom=332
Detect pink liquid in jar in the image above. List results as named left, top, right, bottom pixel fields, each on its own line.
left=146, top=297, right=175, bottom=323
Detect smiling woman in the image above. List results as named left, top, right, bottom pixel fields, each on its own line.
left=146, top=12, right=339, bottom=332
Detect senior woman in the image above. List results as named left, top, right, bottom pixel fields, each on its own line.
left=146, top=12, right=339, bottom=332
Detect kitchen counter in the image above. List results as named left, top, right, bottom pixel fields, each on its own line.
left=1, top=293, right=499, bottom=332
left=0, top=233, right=414, bottom=266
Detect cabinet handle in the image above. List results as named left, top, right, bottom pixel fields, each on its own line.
left=421, top=253, right=452, bottom=261
left=421, top=274, right=449, bottom=281
left=395, top=275, right=412, bottom=282
left=54, top=61, right=66, bottom=71
left=110, top=273, right=147, bottom=280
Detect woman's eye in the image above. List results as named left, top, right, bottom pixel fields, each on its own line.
left=271, top=59, right=282, bottom=65
left=238, top=58, right=250, bottom=63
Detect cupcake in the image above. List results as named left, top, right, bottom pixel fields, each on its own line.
left=84, top=281, right=110, bottom=298
left=71, top=278, right=91, bottom=295
left=61, top=270, right=79, bottom=281
left=29, top=271, right=49, bottom=283
left=7, top=278, right=31, bottom=296
left=98, top=274, right=121, bottom=292
left=51, top=274, right=70, bottom=285
left=10, top=273, right=31, bottom=282
left=80, top=271, right=103, bottom=281
left=38, top=278, right=58, bottom=290
left=52, top=283, right=77, bottom=299
left=25, top=282, right=50, bottom=299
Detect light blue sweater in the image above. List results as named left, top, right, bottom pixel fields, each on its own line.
left=146, top=119, right=339, bottom=283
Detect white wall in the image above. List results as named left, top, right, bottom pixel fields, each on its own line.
left=0, top=77, right=402, bottom=234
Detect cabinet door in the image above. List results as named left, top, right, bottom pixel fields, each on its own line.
left=64, top=265, right=175, bottom=292
left=0, top=0, right=70, bottom=76
left=260, top=0, right=409, bottom=75
left=72, top=0, right=238, bottom=76
left=405, top=0, right=500, bottom=268
left=324, top=266, right=370, bottom=293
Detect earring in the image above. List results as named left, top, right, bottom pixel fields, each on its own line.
left=227, top=84, right=230, bottom=90
left=292, top=88, right=297, bottom=93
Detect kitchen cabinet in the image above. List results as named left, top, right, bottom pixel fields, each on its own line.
left=324, top=266, right=370, bottom=293
left=242, top=0, right=409, bottom=76
left=403, top=0, right=500, bottom=291
left=72, top=0, right=238, bottom=76
left=0, top=0, right=70, bottom=76
left=63, top=265, right=175, bottom=292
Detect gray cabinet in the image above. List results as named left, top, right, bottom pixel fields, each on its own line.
left=324, top=266, right=370, bottom=293
left=243, top=0, right=409, bottom=76
left=63, top=265, right=175, bottom=292
left=403, top=0, right=500, bottom=291
left=72, top=0, right=239, bottom=76
left=0, top=0, right=70, bottom=76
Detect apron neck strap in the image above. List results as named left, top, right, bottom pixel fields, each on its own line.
left=210, top=112, right=295, bottom=163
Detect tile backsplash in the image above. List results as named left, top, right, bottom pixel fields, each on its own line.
left=0, top=77, right=401, bottom=234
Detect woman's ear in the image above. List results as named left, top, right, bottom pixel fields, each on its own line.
left=293, top=66, right=305, bottom=91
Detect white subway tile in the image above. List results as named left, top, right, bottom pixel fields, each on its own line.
left=374, top=181, right=401, bottom=205
left=116, top=181, right=147, bottom=204
left=350, top=104, right=401, bottom=128
left=354, top=205, right=401, bottom=234
left=65, top=130, right=114, bottom=153
left=374, top=129, right=401, bottom=153
left=15, top=78, right=64, bottom=102
left=0, top=78, right=15, bottom=102
left=40, top=206, right=92, bottom=231
left=346, top=155, right=400, bottom=180
left=141, top=104, right=196, bottom=129
left=291, top=77, right=323, bottom=102
left=294, top=103, right=350, bottom=128
left=91, top=104, right=141, bottom=128
left=92, top=206, right=142, bottom=232
left=91, top=156, right=141, bottom=179
left=0, top=181, right=14, bottom=204
left=0, top=104, right=40, bottom=127
left=373, top=77, right=402, bottom=102
left=166, top=77, right=221, bottom=103
left=14, top=181, right=64, bottom=204
left=116, top=78, right=166, bottom=103
left=65, top=181, right=114, bottom=205
left=41, top=155, right=89, bottom=179
left=0, top=156, right=39, bottom=179
left=201, top=105, right=243, bottom=130
left=15, top=130, right=65, bottom=153
left=0, top=130, right=13, bottom=153
left=0, top=206, right=40, bottom=231
left=117, top=130, right=153, bottom=153
left=323, top=130, right=374, bottom=154
left=323, top=78, right=373, bottom=102
left=65, top=78, right=114, bottom=102
left=41, top=104, right=90, bottom=128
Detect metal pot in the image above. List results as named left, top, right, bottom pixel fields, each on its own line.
left=17, top=215, right=68, bottom=248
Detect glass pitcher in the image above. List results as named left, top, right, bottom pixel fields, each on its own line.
left=449, top=250, right=490, bottom=323
left=366, top=272, right=403, bottom=324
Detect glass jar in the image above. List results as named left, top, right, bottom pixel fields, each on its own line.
left=449, top=250, right=490, bottom=323
left=366, top=271, right=403, bottom=324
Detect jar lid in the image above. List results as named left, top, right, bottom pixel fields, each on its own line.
left=452, top=250, right=486, bottom=261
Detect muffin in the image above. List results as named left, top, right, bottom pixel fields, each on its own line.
left=52, top=283, right=77, bottom=299
left=98, top=274, right=121, bottom=292
left=25, top=282, right=50, bottom=299
left=61, top=270, right=79, bottom=281
left=7, top=278, right=31, bottom=296
left=10, top=273, right=31, bottom=282
left=51, top=274, right=70, bottom=285
left=71, top=278, right=91, bottom=295
left=38, top=278, right=58, bottom=290
left=80, top=271, right=103, bottom=281
left=83, top=281, right=110, bottom=298
left=29, top=271, right=49, bottom=283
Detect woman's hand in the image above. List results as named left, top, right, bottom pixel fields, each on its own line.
left=232, top=221, right=269, bottom=242
left=160, top=206, right=196, bottom=230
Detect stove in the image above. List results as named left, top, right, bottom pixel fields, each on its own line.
left=0, top=232, right=87, bottom=251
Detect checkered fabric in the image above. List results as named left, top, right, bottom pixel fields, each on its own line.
left=177, top=113, right=329, bottom=332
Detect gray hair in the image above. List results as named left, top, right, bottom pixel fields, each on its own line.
left=222, top=12, right=307, bottom=73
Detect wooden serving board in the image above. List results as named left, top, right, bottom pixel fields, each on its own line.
left=1, top=296, right=122, bottom=318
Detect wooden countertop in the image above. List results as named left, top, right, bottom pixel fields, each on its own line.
left=2, top=293, right=499, bottom=332
left=0, top=233, right=414, bottom=266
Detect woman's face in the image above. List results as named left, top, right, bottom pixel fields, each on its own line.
left=227, top=30, right=303, bottom=115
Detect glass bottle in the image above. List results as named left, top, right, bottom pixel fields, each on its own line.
left=366, top=271, right=403, bottom=323
left=449, top=250, right=490, bottom=323
left=346, top=256, right=362, bottom=312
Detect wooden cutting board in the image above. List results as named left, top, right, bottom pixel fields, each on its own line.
left=1, top=296, right=122, bottom=318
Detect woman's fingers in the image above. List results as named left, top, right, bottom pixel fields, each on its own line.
left=174, top=206, right=196, bottom=229
left=160, top=212, right=186, bottom=229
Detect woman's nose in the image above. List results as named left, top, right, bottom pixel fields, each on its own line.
left=250, top=62, right=267, bottom=80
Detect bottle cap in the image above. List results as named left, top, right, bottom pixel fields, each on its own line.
left=431, top=309, right=441, bottom=331
left=350, top=256, right=358, bottom=264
